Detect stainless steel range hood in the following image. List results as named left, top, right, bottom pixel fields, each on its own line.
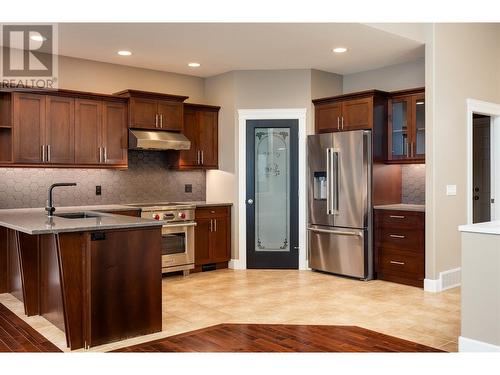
left=128, top=129, right=191, bottom=151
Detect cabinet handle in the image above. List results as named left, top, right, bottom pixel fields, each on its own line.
left=341, top=116, right=344, bottom=130
left=155, top=114, right=158, bottom=128
left=41, top=145, right=45, bottom=162
left=337, top=117, right=340, bottom=130
left=214, top=219, right=217, bottom=232
left=209, top=219, right=213, bottom=232
left=47, top=145, right=51, bottom=163
left=410, top=142, right=414, bottom=158
left=98, top=147, right=102, bottom=163
left=390, top=260, right=405, bottom=265
left=104, top=147, right=107, bottom=163
left=389, top=215, right=406, bottom=219
left=389, top=234, right=406, bottom=239
left=160, top=114, right=163, bottom=128
left=405, top=140, right=409, bottom=157
left=197, top=150, right=200, bottom=165
left=201, top=150, right=204, bottom=165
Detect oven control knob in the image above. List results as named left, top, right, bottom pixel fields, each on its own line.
left=179, top=212, right=186, bottom=219
left=153, top=214, right=160, bottom=220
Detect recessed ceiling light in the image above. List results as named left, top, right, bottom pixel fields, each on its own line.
left=30, top=34, right=46, bottom=42
left=188, top=62, right=201, bottom=67
left=333, top=47, right=348, bottom=53
left=117, top=50, right=132, bottom=56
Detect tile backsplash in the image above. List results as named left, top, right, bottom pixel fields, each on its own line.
left=402, top=164, right=425, bottom=205
left=0, top=151, right=205, bottom=209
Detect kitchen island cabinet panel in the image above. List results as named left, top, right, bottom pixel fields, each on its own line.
left=89, top=228, right=162, bottom=347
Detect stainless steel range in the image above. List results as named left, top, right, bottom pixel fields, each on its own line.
left=127, top=202, right=196, bottom=275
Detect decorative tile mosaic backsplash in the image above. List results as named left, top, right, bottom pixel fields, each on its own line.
left=402, top=164, right=425, bottom=205
left=0, top=151, right=205, bottom=209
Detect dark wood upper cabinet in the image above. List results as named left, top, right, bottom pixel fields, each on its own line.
left=128, top=97, right=157, bottom=129
left=177, top=103, right=220, bottom=170
left=157, top=100, right=183, bottom=131
left=102, top=101, right=127, bottom=165
left=5, top=89, right=128, bottom=168
left=341, top=97, right=373, bottom=131
left=313, top=90, right=386, bottom=134
left=45, top=96, right=75, bottom=164
left=114, top=89, right=188, bottom=131
left=387, top=88, right=425, bottom=163
left=13, top=93, right=46, bottom=163
left=75, top=99, right=102, bottom=165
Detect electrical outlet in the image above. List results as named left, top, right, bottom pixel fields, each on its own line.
left=185, top=184, right=192, bottom=193
left=96, top=185, right=102, bottom=196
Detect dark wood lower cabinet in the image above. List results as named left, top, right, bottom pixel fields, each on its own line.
left=194, top=206, right=231, bottom=271
left=0, top=226, right=162, bottom=350
left=374, top=209, right=425, bottom=288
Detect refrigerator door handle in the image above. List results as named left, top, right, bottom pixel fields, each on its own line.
left=307, top=227, right=362, bottom=237
left=330, top=148, right=339, bottom=214
left=326, top=148, right=331, bottom=214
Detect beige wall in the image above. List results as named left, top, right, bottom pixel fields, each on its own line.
left=58, top=55, right=206, bottom=102
left=426, top=24, right=500, bottom=279
left=342, top=58, right=425, bottom=93
left=461, top=231, right=500, bottom=347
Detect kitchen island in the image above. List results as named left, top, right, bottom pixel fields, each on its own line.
left=0, top=207, right=164, bottom=350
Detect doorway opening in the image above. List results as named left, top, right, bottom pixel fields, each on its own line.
left=472, top=114, right=491, bottom=223
left=467, top=99, right=500, bottom=224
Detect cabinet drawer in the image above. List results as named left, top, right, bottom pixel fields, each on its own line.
left=375, top=210, right=424, bottom=230
left=195, top=206, right=230, bottom=218
left=378, top=228, right=423, bottom=253
left=378, top=248, right=424, bottom=276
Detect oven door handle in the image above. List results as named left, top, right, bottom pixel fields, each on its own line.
left=163, top=222, right=197, bottom=228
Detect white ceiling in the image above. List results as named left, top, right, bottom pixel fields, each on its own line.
left=57, top=23, right=424, bottom=78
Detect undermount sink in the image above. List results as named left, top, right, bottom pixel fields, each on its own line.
left=54, top=212, right=102, bottom=219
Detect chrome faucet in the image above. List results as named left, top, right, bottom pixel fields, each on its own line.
left=46, top=183, right=77, bottom=217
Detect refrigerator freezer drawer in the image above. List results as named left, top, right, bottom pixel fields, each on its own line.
left=308, top=225, right=370, bottom=279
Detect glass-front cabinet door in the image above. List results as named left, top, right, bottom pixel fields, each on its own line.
left=389, top=98, right=410, bottom=160
left=387, top=89, right=425, bottom=163
left=412, top=94, right=425, bottom=160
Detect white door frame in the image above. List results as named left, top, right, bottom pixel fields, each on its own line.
left=466, top=99, right=500, bottom=223
left=236, top=108, right=308, bottom=270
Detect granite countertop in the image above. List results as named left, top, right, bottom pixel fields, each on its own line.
left=458, top=221, right=500, bottom=235
left=373, top=204, right=425, bottom=212
left=0, top=207, right=165, bottom=235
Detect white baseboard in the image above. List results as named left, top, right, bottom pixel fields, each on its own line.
left=459, top=336, right=500, bottom=352
left=424, top=267, right=461, bottom=293
left=228, top=259, right=245, bottom=270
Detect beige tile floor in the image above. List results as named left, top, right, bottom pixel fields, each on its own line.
left=0, top=269, right=460, bottom=352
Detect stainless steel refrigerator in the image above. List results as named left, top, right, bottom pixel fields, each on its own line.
left=307, top=130, right=373, bottom=280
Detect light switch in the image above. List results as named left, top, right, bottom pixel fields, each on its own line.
left=446, top=185, right=457, bottom=196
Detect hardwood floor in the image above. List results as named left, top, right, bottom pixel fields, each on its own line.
left=0, top=303, right=61, bottom=352
left=113, top=324, right=443, bottom=352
